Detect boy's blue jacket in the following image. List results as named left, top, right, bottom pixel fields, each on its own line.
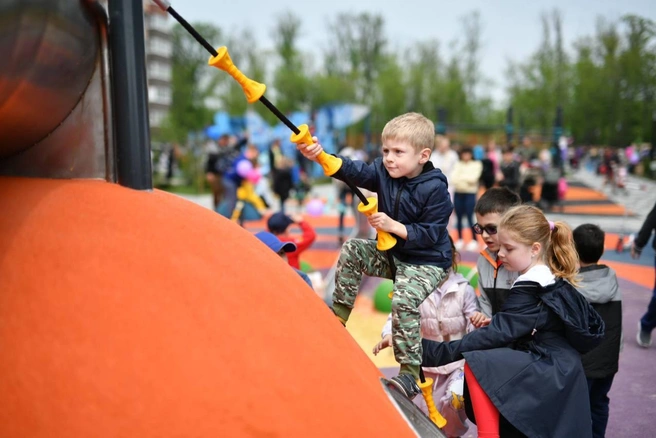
left=335, top=156, right=453, bottom=268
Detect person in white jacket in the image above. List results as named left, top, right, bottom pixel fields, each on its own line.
left=430, top=135, right=459, bottom=202
left=451, top=147, right=483, bottom=252
left=373, top=238, right=483, bottom=438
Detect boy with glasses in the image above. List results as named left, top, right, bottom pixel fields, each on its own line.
left=470, top=188, right=522, bottom=326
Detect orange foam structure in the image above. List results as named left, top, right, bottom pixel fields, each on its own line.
left=0, top=177, right=414, bottom=437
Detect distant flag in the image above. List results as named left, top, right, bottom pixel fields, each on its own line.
left=331, top=104, right=370, bottom=129
left=205, top=111, right=233, bottom=139
left=245, top=110, right=273, bottom=150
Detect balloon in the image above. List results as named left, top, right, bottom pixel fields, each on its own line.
left=236, top=159, right=253, bottom=177
left=306, top=198, right=324, bottom=217
left=205, top=125, right=230, bottom=140
left=456, top=264, right=479, bottom=290
left=246, top=168, right=261, bottom=184
left=373, top=280, right=394, bottom=313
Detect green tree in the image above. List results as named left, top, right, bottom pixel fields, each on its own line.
left=271, top=11, right=310, bottom=114
left=307, top=74, right=356, bottom=109
left=443, top=54, right=472, bottom=124
left=160, top=22, right=224, bottom=143
left=326, top=12, right=386, bottom=104
left=570, top=37, right=603, bottom=143
left=617, top=15, right=656, bottom=145
left=371, top=55, right=406, bottom=132
left=217, top=29, right=266, bottom=117
left=461, top=11, right=483, bottom=104
left=595, top=18, right=622, bottom=145
left=507, top=9, right=570, bottom=134
left=405, top=41, right=443, bottom=116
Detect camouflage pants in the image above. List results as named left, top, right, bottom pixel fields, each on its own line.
left=333, top=238, right=447, bottom=368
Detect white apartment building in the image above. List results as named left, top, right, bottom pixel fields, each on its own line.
left=143, top=1, right=173, bottom=134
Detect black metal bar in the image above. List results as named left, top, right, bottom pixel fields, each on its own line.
left=259, top=96, right=300, bottom=134
left=156, top=2, right=368, bottom=205
left=652, top=110, right=656, bottom=161
left=506, top=106, right=514, bottom=146
left=436, top=107, right=447, bottom=135
left=108, top=0, right=153, bottom=190
left=553, top=105, right=564, bottom=168
left=167, top=6, right=218, bottom=57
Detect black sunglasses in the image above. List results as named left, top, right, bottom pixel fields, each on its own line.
left=473, top=223, right=498, bottom=235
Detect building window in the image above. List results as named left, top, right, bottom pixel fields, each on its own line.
left=148, top=36, right=172, bottom=57
left=149, top=108, right=167, bottom=127
left=148, top=60, right=171, bottom=81
left=147, top=13, right=170, bottom=32
left=149, top=85, right=172, bottom=105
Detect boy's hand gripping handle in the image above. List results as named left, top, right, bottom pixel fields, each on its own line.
left=356, top=198, right=397, bottom=251
left=153, top=7, right=398, bottom=252
left=289, top=124, right=342, bottom=177
left=289, top=128, right=397, bottom=251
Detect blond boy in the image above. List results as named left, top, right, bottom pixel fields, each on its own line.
left=297, top=113, right=453, bottom=398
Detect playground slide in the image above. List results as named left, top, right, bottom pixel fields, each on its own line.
left=0, top=0, right=111, bottom=180
left=0, top=0, right=98, bottom=156
left=0, top=2, right=447, bottom=436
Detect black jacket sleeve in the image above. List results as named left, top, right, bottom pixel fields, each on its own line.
left=334, top=156, right=378, bottom=192
left=634, top=201, right=656, bottom=249
left=422, top=289, right=538, bottom=367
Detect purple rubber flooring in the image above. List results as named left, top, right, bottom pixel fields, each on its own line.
left=382, top=275, right=656, bottom=437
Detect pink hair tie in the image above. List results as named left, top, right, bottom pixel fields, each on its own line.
left=548, top=221, right=555, bottom=231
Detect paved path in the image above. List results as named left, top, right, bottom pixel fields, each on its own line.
left=550, top=168, right=656, bottom=234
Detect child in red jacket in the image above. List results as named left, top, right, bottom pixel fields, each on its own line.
left=266, top=212, right=316, bottom=270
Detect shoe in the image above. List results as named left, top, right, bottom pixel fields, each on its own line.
left=466, top=240, right=479, bottom=252
left=388, top=374, right=421, bottom=400
left=637, top=322, right=652, bottom=348
left=454, top=240, right=464, bottom=251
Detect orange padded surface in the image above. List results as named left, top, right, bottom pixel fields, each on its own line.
left=0, top=177, right=414, bottom=438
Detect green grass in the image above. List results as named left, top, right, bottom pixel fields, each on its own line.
left=157, top=184, right=211, bottom=195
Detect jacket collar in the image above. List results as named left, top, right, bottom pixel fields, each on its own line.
left=480, top=248, right=502, bottom=269
left=399, top=160, right=446, bottom=186
left=579, top=264, right=608, bottom=273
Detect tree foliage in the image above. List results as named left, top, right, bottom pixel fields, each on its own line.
left=160, top=10, right=656, bottom=148
left=161, top=22, right=223, bottom=143
left=509, top=12, right=656, bottom=145
left=271, top=11, right=310, bottom=114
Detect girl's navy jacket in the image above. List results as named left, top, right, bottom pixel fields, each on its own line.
left=422, top=278, right=605, bottom=438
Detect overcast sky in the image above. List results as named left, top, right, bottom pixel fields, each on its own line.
left=169, top=0, right=655, bottom=105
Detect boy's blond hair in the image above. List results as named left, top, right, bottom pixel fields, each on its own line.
left=381, top=112, right=435, bottom=152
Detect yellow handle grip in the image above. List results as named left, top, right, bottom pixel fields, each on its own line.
left=208, top=46, right=266, bottom=104
left=418, top=378, right=447, bottom=429
left=289, top=123, right=313, bottom=147
left=357, top=197, right=397, bottom=251
left=290, top=124, right=343, bottom=176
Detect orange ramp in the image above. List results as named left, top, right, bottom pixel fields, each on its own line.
left=0, top=177, right=416, bottom=438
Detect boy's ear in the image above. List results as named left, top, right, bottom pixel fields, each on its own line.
left=419, top=148, right=431, bottom=163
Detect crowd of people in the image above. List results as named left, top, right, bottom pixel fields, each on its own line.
left=294, top=112, right=651, bottom=438
left=198, top=114, right=654, bottom=438
left=202, top=133, right=312, bottom=223
left=579, top=144, right=652, bottom=193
